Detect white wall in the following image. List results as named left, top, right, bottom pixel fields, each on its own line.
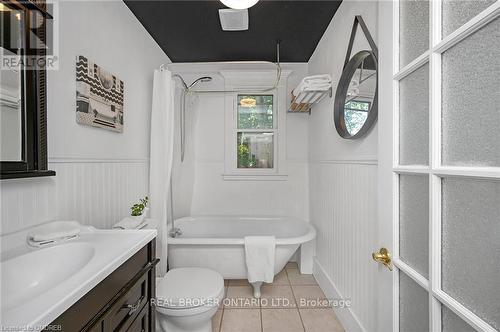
left=169, top=63, right=310, bottom=221
left=0, top=0, right=170, bottom=235
left=307, top=1, right=379, bottom=331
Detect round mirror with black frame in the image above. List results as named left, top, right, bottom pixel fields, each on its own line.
left=334, top=50, right=378, bottom=139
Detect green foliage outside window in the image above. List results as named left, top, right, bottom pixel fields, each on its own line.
left=236, top=95, right=274, bottom=168
left=237, top=140, right=257, bottom=168
left=344, top=100, right=370, bottom=135
left=237, top=95, right=273, bottom=129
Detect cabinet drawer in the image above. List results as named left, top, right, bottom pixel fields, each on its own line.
left=126, top=304, right=149, bottom=332
left=103, top=274, right=149, bottom=332
left=52, top=246, right=150, bottom=331
left=88, top=320, right=103, bottom=332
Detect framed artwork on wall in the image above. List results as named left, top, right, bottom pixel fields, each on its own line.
left=76, top=55, right=124, bottom=132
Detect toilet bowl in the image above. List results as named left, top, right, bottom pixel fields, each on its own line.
left=155, top=267, right=224, bottom=332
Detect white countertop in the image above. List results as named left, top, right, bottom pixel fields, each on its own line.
left=0, top=224, right=157, bottom=330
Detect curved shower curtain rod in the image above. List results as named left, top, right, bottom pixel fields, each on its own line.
left=160, top=41, right=283, bottom=93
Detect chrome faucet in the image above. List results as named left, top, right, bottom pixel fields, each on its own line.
left=169, top=227, right=182, bottom=238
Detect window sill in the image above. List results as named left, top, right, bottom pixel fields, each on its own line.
left=0, top=170, right=56, bottom=180
left=222, top=174, right=288, bottom=181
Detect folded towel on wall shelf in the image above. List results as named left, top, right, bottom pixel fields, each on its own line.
left=244, top=236, right=276, bottom=284
left=293, top=74, right=332, bottom=96
left=303, top=74, right=332, bottom=84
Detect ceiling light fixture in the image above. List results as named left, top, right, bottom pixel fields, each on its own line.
left=240, top=97, right=257, bottom=107
left=220, top=0, right=259, bottom=10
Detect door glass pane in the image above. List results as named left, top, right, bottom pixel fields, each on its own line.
left=442, top=18, right=500, bottom=167
left=442, top=306, right=475, bottom=332
left=442, top=178, right=500, bottom=330
left=399, top=63, right=429, bottom=166
left=399, top=174, right=429, bottom=278
left=237, top=132, right=274, bottom=168
left=237, top=95, right=273, bottom=129
left=399, top=272, right=429, bottom=332
left=442, top=0, right=496, bottom=37
left=399, top=0, right=429, bottom=68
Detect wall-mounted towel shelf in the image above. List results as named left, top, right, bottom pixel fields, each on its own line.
left=288, top=87, right=332, bottom=114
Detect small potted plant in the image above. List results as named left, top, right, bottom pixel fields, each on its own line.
left=130, top=196, right=149, bottom=224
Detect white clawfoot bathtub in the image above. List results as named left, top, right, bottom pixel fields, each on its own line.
left=167, top=216, right=316, bottom=298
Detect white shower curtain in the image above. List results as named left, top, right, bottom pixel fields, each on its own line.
left=171, top=91, right=199, bottom=218
left=149, top=68, right=175, bottom=277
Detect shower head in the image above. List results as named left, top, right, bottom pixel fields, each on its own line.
left=199, top=76, right=213, bottom=82
left=188, top=76, right=213, bottom=89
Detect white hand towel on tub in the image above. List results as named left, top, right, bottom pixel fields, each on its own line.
left=244, top=236, right=276, bottom=283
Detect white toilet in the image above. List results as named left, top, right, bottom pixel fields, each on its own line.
left=155, top=267, right=224, bottom=332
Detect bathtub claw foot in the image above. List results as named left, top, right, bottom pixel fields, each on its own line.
left=251, top=282, right=262, bottom=299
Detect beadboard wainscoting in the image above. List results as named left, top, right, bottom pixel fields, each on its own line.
left=51, top=159, right=149, bottom=229
left=0, top=159, right=149, bottom=235
left=309, top=160, right=378, bottom=332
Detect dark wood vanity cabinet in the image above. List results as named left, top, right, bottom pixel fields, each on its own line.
left=49, top=240, right=158, bottom=332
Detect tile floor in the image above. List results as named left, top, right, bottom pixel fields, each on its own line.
left=212, top=262, right=345, bottom=332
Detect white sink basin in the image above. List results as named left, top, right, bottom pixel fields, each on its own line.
left=1, top=242, right=95, bottom=311
left=0, top=225, right=156, bottom=331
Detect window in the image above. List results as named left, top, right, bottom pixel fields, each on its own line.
left=221, top=69, right=290, bottom=180
left=236, top=95, right=274, bottom=169
left=344, top=100, right=370, bottom=136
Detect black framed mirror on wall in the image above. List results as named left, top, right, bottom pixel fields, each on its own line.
left=0, top=0, right=55, bottom=179
left=334, top=15, right=378, bottom=139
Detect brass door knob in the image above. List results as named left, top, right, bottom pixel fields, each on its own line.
left=372, top=247, right=393, bottom=271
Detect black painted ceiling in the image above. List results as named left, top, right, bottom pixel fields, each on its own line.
left=124, top=0, right=342, bottom=62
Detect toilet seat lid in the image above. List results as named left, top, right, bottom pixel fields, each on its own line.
left=156, top=267, right=224, bottom=309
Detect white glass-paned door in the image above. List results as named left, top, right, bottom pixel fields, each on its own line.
left=394, top=0, right=500, bottom=331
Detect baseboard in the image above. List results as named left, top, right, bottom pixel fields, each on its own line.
left=313, top=258, right=366, bottom=332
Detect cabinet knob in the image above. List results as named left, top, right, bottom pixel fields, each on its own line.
left=122, top=296, right=144, bottom=315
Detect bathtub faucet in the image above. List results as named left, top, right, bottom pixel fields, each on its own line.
left=169, top=227, right=182, bottom=238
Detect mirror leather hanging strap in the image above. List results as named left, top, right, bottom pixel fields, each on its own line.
left=344, top=15, right=378, bottom=68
